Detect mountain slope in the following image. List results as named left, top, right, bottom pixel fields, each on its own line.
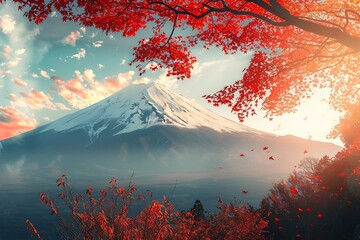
left=0, top=83, right=341, bottom=190
left=40, top=82, right=260, bottom=141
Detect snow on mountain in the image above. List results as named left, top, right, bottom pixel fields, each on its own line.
left=41, top=82, right=261, bottom=141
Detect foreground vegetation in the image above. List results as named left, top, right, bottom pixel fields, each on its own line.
left=26, top=175, right=268, bottom=240
left=26, top=148, right=359, bottom=240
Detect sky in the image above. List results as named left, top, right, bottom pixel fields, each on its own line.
left=0, top=2, right=343, bottom=146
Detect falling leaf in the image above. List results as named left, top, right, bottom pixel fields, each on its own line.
left=290, top=187, right=298, bottom=195
left=58, top=193, right=65, bottom=199
left=269, top=156, right=275, bottom=161
left=239, top=153, right=245, bottom=157
left=242, top=190, right=248, bottom=195
left=51, top=207, right=58, bottom=215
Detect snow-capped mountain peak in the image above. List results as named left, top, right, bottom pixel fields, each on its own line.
left=41, top=82, right=258, bottom=140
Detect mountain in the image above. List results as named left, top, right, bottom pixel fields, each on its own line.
left=0, top=82, right=344, bottom=239
left=0, top=82, right=341, bottom=190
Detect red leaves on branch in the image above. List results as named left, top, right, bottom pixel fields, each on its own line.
left=8, top=0, right=360, bottom=122
left=26, top=219, right=42, bottom=240
left=131, top=33, right=197, bottom=80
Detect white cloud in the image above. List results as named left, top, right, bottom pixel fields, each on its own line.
left=192, top=60, right=222, bottom=75
left=90, top=32, right=97, bottom=38
left=50, top=68, right=56, bottom=72
left=63, top=31, right=82, bottom=46
left=31, top=73, right=39, bottom=78
left=0, top=68, right=11, bottom=75
left=0, top=14, right=16, bottom=34
left=15, top=48, right=26, bottom=55
left=83, top=68, right=95, bottom=82
left=98, top=64, right=104, bottom=69
left=40, top=70, right=50, bottom=79
left=93, top=40, right=103, bottom=48
left=55, top=102, right=70, bottom=110
left=10, top=88, right=57, bottom=110
left=155, top=69, right=178, bottom=87
left=6, top=57, right=21, bottom=67
left=13, top=77, right=27, bottom=87
left=50, top=11, right=57, bottom=17
left=133, top=77, right=150, bottom=85
left=54, top=69, right=134, bottom=109
left=0, top=106, right=38, bottom=140
left=120, top=59, right=126, bottom=65
left=71, top=48, right=86, bottom=59
left=2, top=45, right=12, bottom=58
left=0, top=3, right=42, bottom=82
left=80, top=27, right=86, bottom=33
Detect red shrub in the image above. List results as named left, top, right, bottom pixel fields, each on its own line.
left=27, top=174, right=268, bottom=239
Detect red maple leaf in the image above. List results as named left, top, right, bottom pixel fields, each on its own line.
left=290, top=187, right=298, bottom=195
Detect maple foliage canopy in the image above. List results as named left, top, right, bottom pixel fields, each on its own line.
left=4, top=0, right=360, bottom=121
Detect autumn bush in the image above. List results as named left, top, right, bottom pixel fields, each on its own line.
left=261, top=152, right=360, bottom=240
left=27, top=175, right=268, bottom=240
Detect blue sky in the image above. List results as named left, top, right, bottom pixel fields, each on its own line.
left=0, top=2, right=342, bottom=145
